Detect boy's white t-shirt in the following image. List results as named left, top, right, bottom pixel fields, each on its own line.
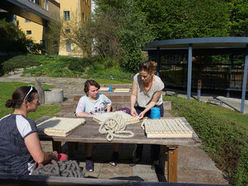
left=75, top=93, right=112, bottom=115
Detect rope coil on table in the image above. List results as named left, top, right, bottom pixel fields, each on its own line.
left=32, top=160, right=84, bottom=177
left=98, top=114, right=134, bottom=141
left=141, top=118, right=147, bottom=130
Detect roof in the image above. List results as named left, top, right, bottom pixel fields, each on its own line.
left=145, top=37, right=248, bottom=49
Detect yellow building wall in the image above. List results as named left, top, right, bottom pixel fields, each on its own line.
left=17, top=0, right=91, bottom=57
left=57, top=0, right=91, bottom=56
left=16, top=16, right=43, bottom=44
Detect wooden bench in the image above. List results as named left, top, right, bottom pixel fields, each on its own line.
left=0, top=174, right=161, bottom=185
left=0, top=174, right=219, bottom=186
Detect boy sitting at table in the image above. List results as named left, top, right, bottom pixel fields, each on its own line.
left=75, top=80, right=119, bottom=172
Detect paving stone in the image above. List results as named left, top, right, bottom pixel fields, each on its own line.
left=178, top=146, right=218, bottom=170
left=80, top=162, right=102, bottom=178
left=99, top=163, right=132, bottom=179
left=132, top=164, right=158, bottom=182
left=178, top=168, right=228, bottom=184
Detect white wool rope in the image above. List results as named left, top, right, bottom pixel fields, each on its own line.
left=141, top=118, right=147, bottom=130
left=98, top=114, right=134, bottom=141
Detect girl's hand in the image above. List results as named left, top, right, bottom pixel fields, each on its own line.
left=138, top=111, right=145, bottom=119
left=131, top=108, right=138, bottom=116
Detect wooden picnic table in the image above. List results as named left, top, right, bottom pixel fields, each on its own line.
left=37, top=117, right=201, bottom=183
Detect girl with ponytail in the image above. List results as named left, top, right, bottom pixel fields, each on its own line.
left=0, top=86, right=59, bottom=175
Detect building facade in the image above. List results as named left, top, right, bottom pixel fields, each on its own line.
left=57, top=0, right=91, bottom=56
left=16, top=16, right=44, bottom=44
left=16, top=0, right=91, bottom=56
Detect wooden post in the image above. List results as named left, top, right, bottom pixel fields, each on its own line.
left=167, top=145, right=178, bottom=183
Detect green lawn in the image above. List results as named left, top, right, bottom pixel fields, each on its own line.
left=0, top=82, right=60, bottom=120
left=164, top=96, right=248, bottom=185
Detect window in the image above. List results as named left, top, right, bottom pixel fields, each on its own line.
left=25, top=19, right=31, bottom=22
left=64, top=11, right=70, bottom=21
left=26, top=30, right=32, bottom=35
left=65, top=29, right=70, bottom=33
left=66, top=40, right=71, bottom=52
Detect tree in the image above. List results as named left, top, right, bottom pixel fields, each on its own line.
left=136, top=0, right=230, bottom=40
left=44, top=20, right=61, bottom=55
left=228, top=0, right=248, bottom=36
left=0, top=19, right=29, bottom=52
left=94, top=0, right=154, bottom=72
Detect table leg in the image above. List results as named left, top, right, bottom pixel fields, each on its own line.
left=167, top=145, right=178, bottom=183
left=52, top=141, right=62, bottom=153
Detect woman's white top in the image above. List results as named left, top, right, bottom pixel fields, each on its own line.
left=133, top=73, right=164, bottom=108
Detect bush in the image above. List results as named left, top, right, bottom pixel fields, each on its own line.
left=164, top=96, right=248, bottom=185
left=68, top=57, right=91, bottom=72
left=0, top=19, right=29, bottom=53
left=1, top=54, right=134, bottom=82
left=2, top=55, right=41, bottom=73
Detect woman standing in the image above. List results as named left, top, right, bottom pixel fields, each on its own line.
left=130, top=61, right=164, bottom=169
left=75, top=80, right=119, bottom=172
left=0, top=86, right=58, bottom=175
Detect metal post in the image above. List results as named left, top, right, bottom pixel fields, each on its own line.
left=227, top=55, right=233, bottom=98
left=197, top=80, right=202, bottom=101
left=187, top=44, right=192, bottom=100
left=241, top=46, right=248, bottom=113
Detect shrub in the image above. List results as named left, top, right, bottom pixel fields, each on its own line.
left=2, top=55, right=41, bottom=73
left=2, top=54, right=134, bottom=82
left=164, top=96, right=248, bottom=185
left=0, top=19, right=29, bottom=52
left=68, top=57, right=91, bottom=72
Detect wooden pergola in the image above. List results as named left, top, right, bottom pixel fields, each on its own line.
left=144, top=37, right=248, bottom=113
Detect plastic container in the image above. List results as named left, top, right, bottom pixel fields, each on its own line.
left=109, top=86, right=112, bottom=92
left=150, top=107, right=160, bottom=119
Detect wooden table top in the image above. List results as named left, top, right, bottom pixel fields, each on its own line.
left=38, top=117, right=201, bottom=146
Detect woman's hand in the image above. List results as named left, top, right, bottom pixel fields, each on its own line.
left=138, top=111, right=146, bottom=119
left=131, top=107, right=138, bottom=116
left=51, top=151, right=58, bottom=160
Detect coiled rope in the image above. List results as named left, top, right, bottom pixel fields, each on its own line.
left=32, top=160, right=84, bottom=177
left=99, top=114, right=134, bottom=141
left=141, top=118, right=148, bottom=130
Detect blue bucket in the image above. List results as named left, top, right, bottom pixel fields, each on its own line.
left=109, top=86, right=112, bottom=92
left=150, top=107, right=160, bottom=119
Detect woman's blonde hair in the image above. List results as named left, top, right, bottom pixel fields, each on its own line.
left=138, top=61, right=157, bottom=74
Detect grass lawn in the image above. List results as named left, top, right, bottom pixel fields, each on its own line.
left=164, top=96, right=248, bottom=185
left=0, top=82, right=61, bottom=120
